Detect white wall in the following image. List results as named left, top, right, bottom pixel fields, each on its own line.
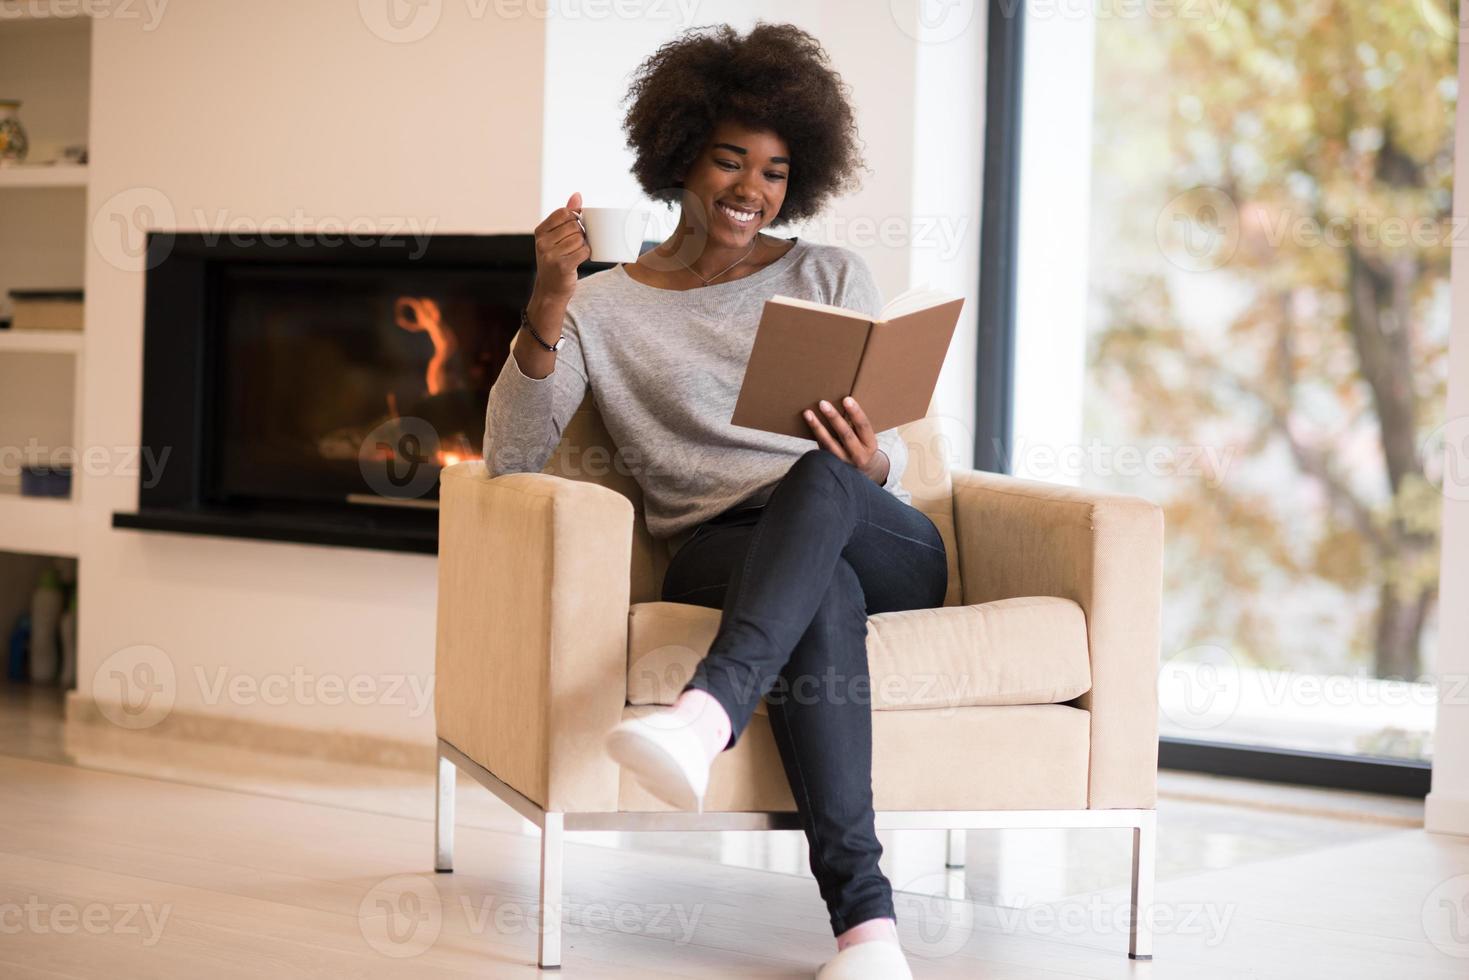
left=80, top=1, right=547, bottom=743
left=1425, top=7, right=1469, bottom=837
left=902, top=2, right=986, bottom=472
left=1009, top=1, right=1094, bottom=482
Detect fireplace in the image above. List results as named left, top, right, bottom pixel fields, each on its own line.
left=112, top=232, right=613, bottom=553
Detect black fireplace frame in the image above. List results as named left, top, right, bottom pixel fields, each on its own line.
left=112, top=231, right=614, bottom=554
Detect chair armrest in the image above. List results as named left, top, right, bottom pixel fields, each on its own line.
left=435, top=461, right=633, bottom=813
left=950, top=469, right=1164, bottom=809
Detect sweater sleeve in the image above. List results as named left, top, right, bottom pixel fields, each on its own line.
left=834, top=251, right=912, bottom=501
left=482, top=306, right=589, bottom=477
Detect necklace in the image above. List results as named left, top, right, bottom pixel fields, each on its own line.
left=674, top=237, right=759, bottom=286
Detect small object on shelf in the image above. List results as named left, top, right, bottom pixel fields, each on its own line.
left=57, top=592, right=77, bottom=690
left=61, top=145, right=87, bottom=165
left=7, top=613, right=30, bottom=683
left=28, top=568, right=63, bottom=685
left=20, top=464, right=71, bottom=498
left=0, top=99, right=27, bottom=167
left=8, top=289, right=83, bottom=332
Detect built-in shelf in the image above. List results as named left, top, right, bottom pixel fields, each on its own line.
left=0, top=2, right=90, bottom=568
left=0, top=165, right=88, bottom=189
left=0, top=330, right=83, bottom=354
left=0, top=490, right=78, bottom=558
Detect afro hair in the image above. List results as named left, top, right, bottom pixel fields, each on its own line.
left=619, top=21, right=869, bottom=226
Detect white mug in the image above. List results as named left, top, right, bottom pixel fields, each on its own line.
left=578, top=207, right=650, bottom=263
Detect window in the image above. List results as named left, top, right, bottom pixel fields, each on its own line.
left=999, top=0, right=1456, bottom=774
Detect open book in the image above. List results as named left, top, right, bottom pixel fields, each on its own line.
left=730, top=285, right=964, bottom=439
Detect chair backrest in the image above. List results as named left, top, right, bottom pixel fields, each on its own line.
left=541, top=395, right=963, bottom=608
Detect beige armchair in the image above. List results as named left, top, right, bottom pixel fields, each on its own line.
left=434, top=396, right=1164, bottom=969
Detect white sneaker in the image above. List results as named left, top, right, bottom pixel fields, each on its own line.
left=604, top=712, right=710, bottom=813
left=815, top=941, right=913, bottom=980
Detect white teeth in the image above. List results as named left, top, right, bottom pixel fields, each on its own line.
left=718, top=203, right=758, bottom=224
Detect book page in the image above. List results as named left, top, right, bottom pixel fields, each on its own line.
left=767, top=294, right=873, bottom=321
left=880, top=282, right=952, bottom=320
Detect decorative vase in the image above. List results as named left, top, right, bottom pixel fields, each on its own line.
left=0, top=100, right=29, bottom=167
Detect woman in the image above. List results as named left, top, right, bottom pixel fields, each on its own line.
left=483, top=22, right=947, bottom=980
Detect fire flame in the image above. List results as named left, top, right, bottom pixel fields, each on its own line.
left=394, top=296, right=455, bottom=395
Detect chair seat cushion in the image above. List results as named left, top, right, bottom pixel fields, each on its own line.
left=618, top=702, right=1091, bottom=813
left=626, top=596, right=1091, bottom=714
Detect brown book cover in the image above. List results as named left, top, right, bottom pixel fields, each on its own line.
left=731, top=290, right=964, bottom=439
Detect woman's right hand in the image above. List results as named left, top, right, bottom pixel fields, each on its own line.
left=532, top=192, right=591, bottom=302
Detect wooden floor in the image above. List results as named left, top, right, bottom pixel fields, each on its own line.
left=1, top=684, right=1465, bottom=978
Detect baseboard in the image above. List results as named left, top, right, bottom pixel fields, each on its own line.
left=64, top=691, right=435, bottom=771
left=1425, top=791, right=1469, bottom=837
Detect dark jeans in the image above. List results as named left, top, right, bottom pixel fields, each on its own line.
left=658, top=448, right=948, bottom=935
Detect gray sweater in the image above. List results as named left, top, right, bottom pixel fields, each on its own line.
left=482, top=236, right=912, bottom=551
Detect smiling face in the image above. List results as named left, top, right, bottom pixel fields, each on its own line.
left=677, top=120, right=791, bottom=248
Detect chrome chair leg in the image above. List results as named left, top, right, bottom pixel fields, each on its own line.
left=538, top=812, right=564, bottom=969
left=945, top=827, right=967, bottom=868
left=1128, top=811, right=1156, bottom=960
left=435, top=751, right=456, bottom=873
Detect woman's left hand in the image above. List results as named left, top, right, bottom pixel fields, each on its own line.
left=803, top=396, right=889, bottom=485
